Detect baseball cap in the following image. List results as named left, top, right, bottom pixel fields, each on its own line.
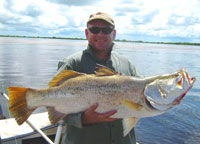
left=87, top=12, right=115, bottom=27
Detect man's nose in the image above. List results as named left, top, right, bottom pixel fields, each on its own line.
left=97, top=30, right=104, bottom=36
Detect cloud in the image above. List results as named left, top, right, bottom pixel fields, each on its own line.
left=115, top=6, right=141, bottom=14
left=168, top=14, right=200, bottom=27
left=2, top=0, right=13, bottom=11
left=131, top=9, right=159, bottom=25
left=0, top=0, right=200, bottom=42
left=46, top=0, right=100, bottom=6
left=21, top=3, right=43, bottom=17
left=0, top=0, right=42, bottom=34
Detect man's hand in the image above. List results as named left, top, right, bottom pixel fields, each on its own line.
left=82, top=103, right=118, bottom=124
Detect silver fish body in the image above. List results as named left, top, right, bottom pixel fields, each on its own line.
left=8, top=65, right=195, bottom=135
left=27, top=75, right=151, bottom=118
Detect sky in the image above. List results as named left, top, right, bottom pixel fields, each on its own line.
left=0, top=0, right=200, bottom=43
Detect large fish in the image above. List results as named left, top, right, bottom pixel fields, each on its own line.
left=8, top=65, right=195, bottom=136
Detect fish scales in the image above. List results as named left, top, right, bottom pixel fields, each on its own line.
left=27, top=75, right=143, bottom=115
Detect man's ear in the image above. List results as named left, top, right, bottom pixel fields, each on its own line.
left=85, top=28, right=89, bottom=39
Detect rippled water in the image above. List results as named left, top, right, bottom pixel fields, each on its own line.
left=0, top=37, right=200, bottom=144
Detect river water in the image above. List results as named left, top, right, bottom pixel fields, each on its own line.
left=0, top=37, right=200, bottom=144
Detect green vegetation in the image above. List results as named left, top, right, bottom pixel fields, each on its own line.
left=0, top=35, right=200, bottom=46
left=0, top=35, right=86, bottom=41
left=115, top=39, right=200, bottom=46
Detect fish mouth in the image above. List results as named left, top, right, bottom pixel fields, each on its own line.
left=172, top=76, right=196, bottom=105
left=173, top=71, right=196, bottom=106
left=180, top=69, right=196, bottom=86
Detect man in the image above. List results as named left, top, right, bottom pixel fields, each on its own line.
left=58, top=12, right=141, bottom=144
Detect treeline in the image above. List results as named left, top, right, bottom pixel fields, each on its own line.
left=1, top=35, right=200, bottom=46
left=0, top=35, right=85, bottom=40
left=115, top=39, right=200, bottom=46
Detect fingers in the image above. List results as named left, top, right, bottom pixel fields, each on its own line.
left=98, top=110, right=118, bottom=122
left=82, top=103, right=118, bottom=124
left=85, top=103, right=98, bottom=114
left=98, top=110, right=117, bottom=119
left=82, top=103, right=99, bottom=124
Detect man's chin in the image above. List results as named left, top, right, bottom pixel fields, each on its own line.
left=94, top=43, right=112, bottom=50
left=94, top=47, right=109, bottom=52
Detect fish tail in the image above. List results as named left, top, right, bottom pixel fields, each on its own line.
left=8, top=87, right=35, bottom=125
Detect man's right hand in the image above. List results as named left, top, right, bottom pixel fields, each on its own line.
left=81, top=103, right=118, bottom=124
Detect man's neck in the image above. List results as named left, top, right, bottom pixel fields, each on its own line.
left=92, top=44, right=113, bottom=62
left=95, top=50, right=110, bottom=62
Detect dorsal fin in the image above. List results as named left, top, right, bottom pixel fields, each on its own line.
left=48, top=70, right=84, bottom=87
left=95, top=64, right=118, bottom=76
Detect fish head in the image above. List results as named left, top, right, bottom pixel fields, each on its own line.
left=144, top=69, right=196, bottom=111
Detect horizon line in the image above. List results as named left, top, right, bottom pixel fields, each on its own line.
left=0, top=35, right=200, bottom=46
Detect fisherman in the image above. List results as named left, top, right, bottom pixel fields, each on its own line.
left=58, top=12, right=141, bottom=144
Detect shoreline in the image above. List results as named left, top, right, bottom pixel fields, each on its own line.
left=0, top=35, right=200, bottom=46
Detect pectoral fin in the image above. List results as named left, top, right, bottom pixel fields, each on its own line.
left=122, top=117, right=139, bottom=136
left=121, top=99, right=143, bottom=111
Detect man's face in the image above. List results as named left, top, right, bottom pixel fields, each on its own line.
left=85, top=20, right=116, bottom=53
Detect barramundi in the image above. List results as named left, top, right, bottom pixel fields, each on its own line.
left=7, top=65, right=195, bottom=136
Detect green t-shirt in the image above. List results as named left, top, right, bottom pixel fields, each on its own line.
left=58, top=44, right=141, bottom=144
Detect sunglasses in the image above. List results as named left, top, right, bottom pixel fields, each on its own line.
left=88, top=27, right=114, bottom=34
